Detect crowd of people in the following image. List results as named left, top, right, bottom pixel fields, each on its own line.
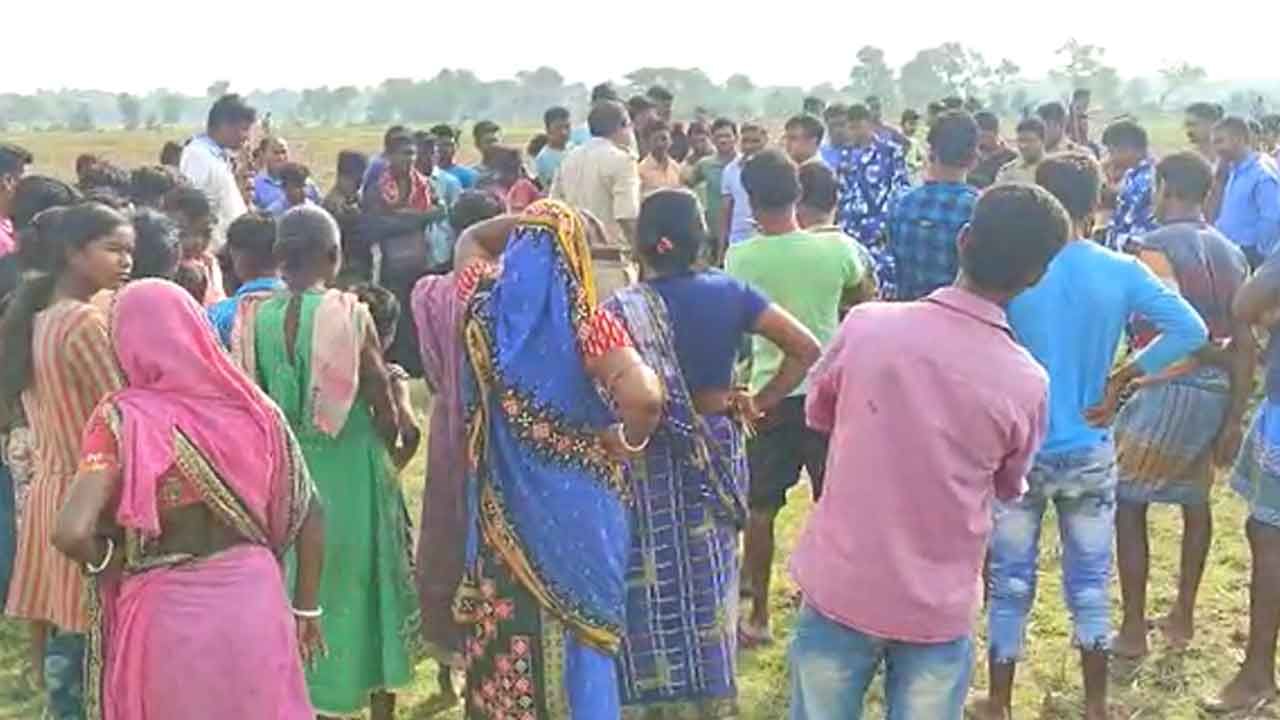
left=0, top=80, right=1278, bottom=720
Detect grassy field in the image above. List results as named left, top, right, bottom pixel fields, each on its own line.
left=0, top=125, right=1270, bottom=718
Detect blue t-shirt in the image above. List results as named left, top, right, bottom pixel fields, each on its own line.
left=1007, top=240, right=1207, bottom=456
left=648, top=270, right=769, bottom=393
left=440, top=164, right=478, bottom=190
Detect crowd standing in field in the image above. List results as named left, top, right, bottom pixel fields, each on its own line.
left=0, top=83, right=1279, bottom=720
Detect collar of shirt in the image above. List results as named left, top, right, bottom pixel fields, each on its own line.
left=923, top=286, right=1011, bottom=335
left=193, top=134, right=232, bottom=162
left=234, top=276, right=283, bottom=297
left=1231, top=152, right=1262, bottom=178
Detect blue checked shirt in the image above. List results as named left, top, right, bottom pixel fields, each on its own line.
left=888, top=182, right=979, bottom=301
left=828, top=139, right=911, bottom=298
left=1106, top=157, right=1157, bottom=251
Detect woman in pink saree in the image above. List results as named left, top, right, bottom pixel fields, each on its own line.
left=52, top=279, right=326, bottom=720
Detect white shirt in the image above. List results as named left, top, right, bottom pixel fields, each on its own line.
left=179, top=135, right=246, bottom=251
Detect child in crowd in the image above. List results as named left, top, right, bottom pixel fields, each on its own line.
left=164, top=185, right=224, bottom=303
left=351, top=282, right=421, bottom=470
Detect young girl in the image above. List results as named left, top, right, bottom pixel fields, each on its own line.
left=247, top=205, right=419, bottom=720
left=350, top=282, right=421, bottom=470
left=0, top=202, right=134, bottom=719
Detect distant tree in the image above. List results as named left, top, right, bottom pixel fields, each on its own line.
left=848, top=46, right=897, bottom=107
left=67, top=102, right=95, bottom=132
left=1051, top=39, right=1110, bottom=91
left=899, top=44, right=988, bottom=108
left=117, top=93, right=142, bottom=130
left=206, top=80, right=231, bottom=99
left=1158, top=61, right=1208, bottom=108
left=158, top=92, right=184, bottom=125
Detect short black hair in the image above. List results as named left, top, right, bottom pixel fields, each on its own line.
left=741, top=149, right=799, bottom=212
left=1100, top=120, right=1149, bottom=153
left=336, top=150, right=368, bottom=180
left=472, top=120, right=501, bottom=144
left=279, top=162, right=310, bottom=188
left=927, top=111, right=980, bottom=167
left=847, top=104, right=873, bottom=123
left=1186, top=102, right=1225, bottom=123
left=785, top=114, right=825, bottom=144
left=350, top=283, right=401, bottom=342
left=206, top=93, right=257, bottom=132
left=543, top=106, right=570, bottom=129
left=1215, top=115, right=1252, bottom=142
left=10, top=175, right=81, bottom=229
left=129, top=165, right=183, bottom=207
left=129, top=207, right=181, bottom=280
left=590, top=83, right=619, bottom=103
left=429, top=124, right=458, bottom=141
left=449, top=190, right=503, bottom=233
left=383, top=124, right=409, bottom=147
left=974, top=111, right=1000, bottom=133
left=1016, top=117, right=1047, bottom=139
left=710, top=117, right=737, bottom=135
left=79, top=161, right=131, bottom=197
left=627, top=95, right=655, bottom=118
left=166, top=185, right=213, bottom=221
left=385, top=131, right=416, bottom=155
left=1156, top=151, right=1214, bottom=204
left=636, top=189, right=704, bottom=274
left=824, top=103, right=849, bottom=122
left=901, top=109, right=922, bottom=125
left=412, top=129, right=435, bottom=149
left=644, top=120, right=671, bottom=140
left=646, top=85, right=674, bottom=103
left=927, top=101, right=946, bottom=116
left=941, top=96, right=965, bottom=110
left=1035, top=152, right=1102, bottom=222
left=798, top=161, right=839, bottom=214
left=275, top=205, right=340, bottom=274
left=687, top=121, right=709, bottom=137
left=526, top=133, right=549, bottom=159
left=803, top=96, right=827, bottom=115
left=0, top=144, right=34, bottom=177
left=160, top=140, right=184, bottom=167
left=1036, top=101, right=1068, bottom=125
left=963, top=184, right=1070, bottom=293
left=588, top=100, right=629, bottom=138
left=1072, top=88, right=1092, bottom=101
left=226, top=211, right=278, bottom=267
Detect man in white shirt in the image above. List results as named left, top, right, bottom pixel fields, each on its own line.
left=180, top=94, right=256, bottom=251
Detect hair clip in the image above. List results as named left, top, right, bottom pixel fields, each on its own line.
left=656, top=237, right=674, bottom=255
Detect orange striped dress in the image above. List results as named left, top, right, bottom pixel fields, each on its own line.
left=5, top=300, right=122, bottom=632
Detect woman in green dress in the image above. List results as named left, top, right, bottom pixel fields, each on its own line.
left=247, top=205, right=420, bottom=720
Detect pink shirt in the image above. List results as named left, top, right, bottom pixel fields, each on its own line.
left=0, top=217, right=14, bottom=257
left=792, top=287, right=1048, bottom=643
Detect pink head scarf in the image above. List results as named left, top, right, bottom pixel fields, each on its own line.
left=106, top=279, right=297, bottom=547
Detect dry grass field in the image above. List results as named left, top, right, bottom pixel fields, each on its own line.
left=0, top=124, right=1270, bottom=719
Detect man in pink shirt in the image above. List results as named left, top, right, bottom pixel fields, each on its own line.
left=788, top=184, right=1070, bottom=720
left=0, top=144, right=34, bottom=257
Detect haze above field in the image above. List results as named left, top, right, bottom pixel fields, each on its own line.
left=7, top=0, right=1280, bottom=94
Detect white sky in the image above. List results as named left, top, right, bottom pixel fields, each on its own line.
left=6, top=1, right=1279, bottom=94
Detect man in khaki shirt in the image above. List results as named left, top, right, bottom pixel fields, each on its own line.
left=551, top=99, right=641, bottom=297
left=997, top=117, right=1048, bottom=185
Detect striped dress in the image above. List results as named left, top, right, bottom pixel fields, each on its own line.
left=6, top=300, right=121, bottom=632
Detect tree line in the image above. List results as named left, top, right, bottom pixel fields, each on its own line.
left=0, top=40, right=1271, bottom=132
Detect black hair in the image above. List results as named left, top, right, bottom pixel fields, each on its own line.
left=472, top=120, right=501, bottom=144
left=710, top=117, right=737, bottom=135
left=130, top=165, right=183, bottom=208
left=974, top=111, right=1000, bottom=133
left=543, top=106, right=570, bottom=129
left=824, top=103, right=849, bottom=121
left=350, top=283, right=401, bottom=342
left=687, top=121, right=709, bottom=137
left=382, top=125, right=409, bottom=145
left=0, top=144, right=33, bottom=177
left=160, top=141, right=184, bottom=167
left=627, top=95, right=655, bottom=118
left=901, top=109, right=922, bottom=125
left=1035, top=152, right=1103, bottom=223
left=927, top=111, right=980, bottom=167
left=588, top=100, right=629, bottom=138
left=429, top=124, right=458, bottom=141
left=1186, top=102, right=1225, bottom=123
left=336, top=150, right=369, bottom=180
left=1016, top=117, right=1047, bottom=139
left=449, top=190, right=503, bottom=234
left=275, top=204, right=340, bottom=275
left=798, top=161, right=839, bottom=214
left=741, top=149, right=800, bottom=212
left=84, top=188, right=131, bottom=211
left=1072, top=88, right=1091, bottom=101
left=646, top=86, right=674, bottom=104
left=962, top=184, right=1070, bottom=293
left=526, top=133, right=549, bottom=159
left=927, top=101, right=946, bottom=116
left=739, top=121, right=766, bottom=137
left=10, top=176, right=81, bottom=230
left=226, top=211, right=278, bottom=270
left=590, top=83, right=619, bottom=103
left=644, top=120, right=671, bottom=140
left=1036, top=101, right=1068, bottom=125
left=206, top=93, right=257, bottom=132
left=76, top=153, right=100, bottom=179
left=174, top=260, right=209, bottom=302
left=847, top=104, right=873, bottom=123
left=941, top=96, right=965, bottom=110
left=636, top=190, right=704, bottom=274
left=785, top=114, right=826, bottom=145
left=278, top=162, right=310, bottom=188
left=1155, top=151, right=1214, bottom=204
left=0, top=203, right=130, bottom=412
left=1100, top=120, right=1148, bottom=153
left=384, top=128, right=415, bottom=154
left=413, top=129, right=435, bottom=150
left=1216, top=116, right=1252, bottom=142
left=130, top=207, right=181, bottom=280
left=803, top=96, right=827, bottom=115
left=485, top=146, right=523, bottom=177
left=165, top=185, right=212, bottom=222
left=79, top=161, right=132, bottom=197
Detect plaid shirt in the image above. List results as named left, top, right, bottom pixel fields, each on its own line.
left=888, top=181, right=979, bottom=301
left=829, top=139, right=911, bottom=297
left=1106, top=157, right=1157, bottom=252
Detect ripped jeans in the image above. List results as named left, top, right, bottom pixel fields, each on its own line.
left=987, top=443, right=1117, bottom=662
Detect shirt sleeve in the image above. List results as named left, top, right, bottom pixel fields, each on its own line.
left=579, top=307, right=633, bottom=359
left=1125, top=257, right=1209, bottom=375
left=78, top=404, right=120, bottom=476
left=993, top=378, right=1048, bottom=501
left=610, top=154, right=641, bottom=222
left=736, top=278, right=770, bottom=331
left=1255, top=175, right=1280, bottom=257
left=805, top=315, right=853, bottom=433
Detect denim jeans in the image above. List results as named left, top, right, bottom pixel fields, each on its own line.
left=987, top=443, right=1117, bottom=662
left=789, top=604, right=973, bottom=720
left=45, top=631, right=85, bottom=720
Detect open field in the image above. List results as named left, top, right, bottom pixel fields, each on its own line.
left=0, top=125, right=1269, bottom=718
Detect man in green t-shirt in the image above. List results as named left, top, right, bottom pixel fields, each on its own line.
left=683, top=118, right=738, bottom=252
left=725, top=149, right=864, bottom=645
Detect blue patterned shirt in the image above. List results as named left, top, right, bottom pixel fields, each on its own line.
left=207, top=277, right=285, bottom=347
left=888, top=182, right=979, bottom=301
left=829, top=140, right=910, bottom=297
left=1106, top=157, right=1157, bottom=251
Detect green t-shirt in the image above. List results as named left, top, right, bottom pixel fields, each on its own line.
left=692, top=155, right=731, bottom=236
left=725, top=229, right=863, bottom=396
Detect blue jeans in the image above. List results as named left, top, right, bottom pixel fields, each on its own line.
left=45, top=631, right=85, bottom=720
left=789, top=604, right=973, bottom=720
left=987, top=444, right=1117, bottom=662
left=0, top=461, right=14, bottom=607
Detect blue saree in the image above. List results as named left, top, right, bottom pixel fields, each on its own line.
left=607, top=284, right=746, bottom=718
left=456, top=200, right=630, bottom=719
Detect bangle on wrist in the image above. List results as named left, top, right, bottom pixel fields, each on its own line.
left=291, top=606, right=323, bottom=619
left=85, top=537, right=115, bottom=575
left=614, top=423, right=649, bottom=453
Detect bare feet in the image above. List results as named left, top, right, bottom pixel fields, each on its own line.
left=1203, top=670, right=1278, bottom=715
left=964, top=696, right=1009, bottom=720
left=1111, top=624, right=1149, bottom=659
left=1155, top=612, right=1194, bottom=650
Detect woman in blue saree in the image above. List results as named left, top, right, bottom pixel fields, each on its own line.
left=456, top=199, right=664, bottom=719
left=609, top=189, right=819, bottom=717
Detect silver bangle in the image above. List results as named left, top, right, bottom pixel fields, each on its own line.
left=615, top=423, right=650, bottom=453
left=85, top=537, right=115, bottom=575
left=291, top=606, right=324, bottom=619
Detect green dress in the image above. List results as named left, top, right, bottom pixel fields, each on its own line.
left=254, top=291, right=420, bottom=715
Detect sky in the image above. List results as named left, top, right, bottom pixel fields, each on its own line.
left=6, top=1, right=1279, bottom=95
